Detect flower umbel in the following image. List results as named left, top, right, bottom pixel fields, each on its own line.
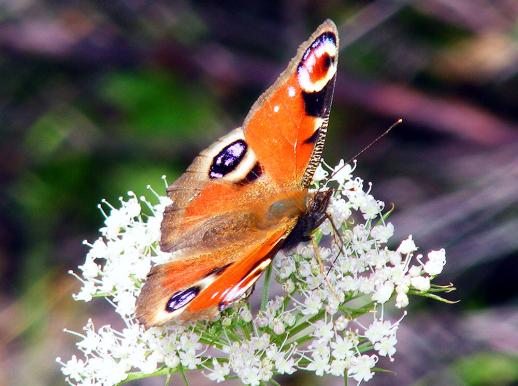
left=59, top=164, right=453, bottom=385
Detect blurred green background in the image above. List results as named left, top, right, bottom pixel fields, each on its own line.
left=1, top=1, right=518, bottom=385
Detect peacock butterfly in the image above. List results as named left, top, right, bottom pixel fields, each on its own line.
left=136, top=20, right=339, bottom=327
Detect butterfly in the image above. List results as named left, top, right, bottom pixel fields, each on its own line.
left=136, top=20, right=339, bottom=327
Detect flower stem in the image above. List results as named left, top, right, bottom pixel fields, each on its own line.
left=119, top=367, right=172, bottom=384
left=178, top=363, right=190, bottom=386
left=261, top=263, right=273, bottom=311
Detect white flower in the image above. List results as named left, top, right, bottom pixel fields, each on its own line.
left=349, top=354, right=377, bottom=382
left=359, top=195, right=382, bottom=220
left=370, top=223, right=394, bottom=243
left=307, top=355, right=330, bottom=376
left=267, top=347, right=296, bottom=375
left=330, top=334, right=354, bottom=360
left=79, top=256, right=100, bottom=279
left=424, top=249, right=447, bottom=275
left=60, top=163, right=450, bottom=386
left=329, top=358, right=348, bottom=376
left=283, top=279, right=295, bottom=293
left=408, top=264, right=422, bottom=277
left=180, top=350, right=201, bottom=369
left=388, top=250, right=402, bottom=265
left=241, top=369, right=261, bottom=386
left=138, top=351, right=161, bottom=373
left=73, top=280, right=96, bottom=302
left=302, top=293, right=322, bottom=315
left=125, top=193, right=141, bottom=217
left=396, top=292, right=409, bottom=308
left=330, top=159, right=353, bottom=185
left=113, top=290, right=136, bottom=316
left=207, top=359, right=230, bottom=382
left=255, top=314, right=269, bottom=328
left=296, top=243, right=312, bottom=258
left=86, top=238, right=108, bottom=259
left=59, top=355, right=86, bottom=381
left=397, top=235, right=417, bottom=255
left=298, top=261, right=313, bottom=277
left=329, top=197, right=352, bottom=225
left=240, top=307, right=253, bottom=323
left=411, top=276, right=431, bottom=291
left=313, top=320, right=334, bottom=342
left=365, top=320, right=393, bottom=344
left=282, top=312, right=296, bottom=327
left=313, top=163, right=329, bottom=182
left=272, top=319, right=285, bottom=335
left=372, top=281, right=394, bottom=304
left=375, top=334, right=397, bottom=357
left=164, top=353, right=180, bottom=369
left=365, top=250, right=388, bottom=268
left=334, top=315, right=349, bottom=331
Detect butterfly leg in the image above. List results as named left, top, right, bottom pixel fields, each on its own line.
left=327, top=213, right=345, bottom=254
left=311, top=234, right=339, bottom=301
left=324, top=213, right=347, bottom=277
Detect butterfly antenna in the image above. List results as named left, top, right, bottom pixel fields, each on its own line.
left=323, top=118, right=403, bottom=185
left=319, top=119, right=402, bottom=277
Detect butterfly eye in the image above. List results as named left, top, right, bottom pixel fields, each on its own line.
left=165, top=286, right=200, bottom=312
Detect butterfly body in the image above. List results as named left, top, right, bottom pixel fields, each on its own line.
left=136, top=20, right=339, bottom=327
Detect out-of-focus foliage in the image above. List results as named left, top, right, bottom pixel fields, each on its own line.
left=1, top=1, right=517, bottom=385
left=454, top=353, right=518, bottom=386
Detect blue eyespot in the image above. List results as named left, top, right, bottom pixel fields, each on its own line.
left=165, top=287, right=200, bottom=312
left=209, top=140, right=248, bottom=179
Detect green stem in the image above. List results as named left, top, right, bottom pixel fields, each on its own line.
left=357, top=342, right=374, bottom=353
left=409, top=291, right=458, bottom=304
left=282, top=310, right=326, bottom=345
left=286, top=333, right=314, bottom=347
left=261, top=263, right=273, bottom=311
left=119, top=367, right=172, bottom=384
left=340, top=301, right=375, bottom=318
left=178, top=363, right=190, bottom=386
left=240, top=310, right=253, bottom=339
left=289, top=310, right=325, bottom=335
left=193, top=326, right=225, bottom=350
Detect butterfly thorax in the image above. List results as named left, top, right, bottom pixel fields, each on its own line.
left=282, top=189, right=333, bottom=250
left=257, top=189, right=307, bottom=228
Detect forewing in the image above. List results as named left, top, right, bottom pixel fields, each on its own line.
left=243, top=19, right=339, bottom=188
left=160, top=128, right=275, bottom=252
left=160, top=20, right=339, bottom=252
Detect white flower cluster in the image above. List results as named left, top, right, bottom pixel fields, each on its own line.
left=59, top=163, right=449, bottom=386
left=57, top=321, right=201, bottom=385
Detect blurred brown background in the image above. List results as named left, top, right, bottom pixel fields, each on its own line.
left=1, top=1, right=518, bottom=385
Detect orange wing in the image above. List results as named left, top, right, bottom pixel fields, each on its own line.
left=243, top=19, right=338, bottom=189
left=136, top=20, right=339, bottom=326
left=136, top=221, right=294, bottom=326
left=160, top=20, right=339, bottom=253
